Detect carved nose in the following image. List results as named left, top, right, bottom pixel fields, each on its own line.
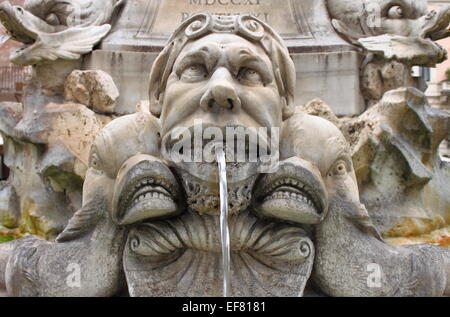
left=200, top=68, right=241, bottom=113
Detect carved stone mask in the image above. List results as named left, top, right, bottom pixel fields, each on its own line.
left=146, top=14, right=296, bottom=215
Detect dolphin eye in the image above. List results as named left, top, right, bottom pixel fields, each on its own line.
left=387, top=6, right=403, bottom=19
left=329, top=160, right=348, bottom=177
left=89, top=150, right=101, bottom=170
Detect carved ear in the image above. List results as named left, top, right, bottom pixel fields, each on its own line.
left=148, top=43, right=174, bottom=117
left=272, top=43, right=296, bottom=121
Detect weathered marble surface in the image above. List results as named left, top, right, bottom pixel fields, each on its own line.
left=0, top=13, right=449, bottom=297
left=102, top=0, right=351, bottom=50
left=0, top=0, right=449, bottom=297
left=0, top=69, right=115, bottom=239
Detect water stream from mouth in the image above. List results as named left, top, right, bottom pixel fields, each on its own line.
left=216, top=146, right=230, bottom=297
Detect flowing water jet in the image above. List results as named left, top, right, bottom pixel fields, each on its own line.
left=216, top=145, right=230, bottom=297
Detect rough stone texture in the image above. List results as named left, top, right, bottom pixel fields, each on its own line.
left=303, top=90, right=450, bottom=245
left=280, top=110, right=450, bottom=297
left=297, top=98, right=340, bottom=127
left=0, top=184, right=19, bottom=229
left=0, top=74, right=114, bottom=239
left=83, top=51, right=156, bottom=114
left=340, top=88, right=450, bottom=236
left=64, top=70, right=119, bottom=114
left=361, top=58, right=415, bottom=108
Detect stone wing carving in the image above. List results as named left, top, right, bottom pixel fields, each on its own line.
left=0, top=0, right=124, bottom=66
left=11, top=24, right=111, bottom=66
left=358, top=34, right=447, bottom=67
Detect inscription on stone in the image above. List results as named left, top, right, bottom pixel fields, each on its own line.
left=136, top=0, right=311, bottom=38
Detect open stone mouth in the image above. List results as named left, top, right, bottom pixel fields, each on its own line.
left=113, top=169, right=181, bottom=226
left=260, top=177, right=322, bottom=215
left=162, top=124, right=273, bottom=165
left=252, top=158, right=328, bottom=225
left=120, top=177, right=177, bottom=213
left=125, top=178, right=174, bottom=208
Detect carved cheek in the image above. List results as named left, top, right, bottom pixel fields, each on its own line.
left=325, top=174, right=359, bottom=202
left=238, top=86, right=282, bottom=128
left=82, top=168, right=115, bottom=209
left=161, top=81, right=206, bottom=132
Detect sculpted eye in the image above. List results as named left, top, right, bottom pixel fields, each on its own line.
left=89, top=151, right=100, bottom=169
left=330, top=160, right=348, bottom=177
left=180, top=64, right=208, bottom=82
left=387, top=6, right=403, bottom=19
left=238, top=67, right=263, bottom=86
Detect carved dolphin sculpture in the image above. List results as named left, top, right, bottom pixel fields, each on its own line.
left=0, top=108, right=163, bottom=296
left=327, top=0, right=450, bottom=66
left=314, top=197, right=450, bottom=296
left=23, top=0, right=124, bottom=27
left=275, top=111, right=450, bottom=297
left=0, top=0, right=125, bottom=66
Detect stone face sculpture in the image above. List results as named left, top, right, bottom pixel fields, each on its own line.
left=0, top=0, right=124, bottom=66
left=0, top=13, right=450, bottom=297
left=124, top=14, right=314, bottom=297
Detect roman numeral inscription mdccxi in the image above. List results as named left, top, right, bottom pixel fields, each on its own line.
left=188, top=0, right=262, bottom=5
left=135, top=0, right=312, bottom=40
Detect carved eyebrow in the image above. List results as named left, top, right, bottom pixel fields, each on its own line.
left=174, top=45, right=219, bottom=76
left=228, top=47, right=274, bottom=84
left=322, top=137, right=351, bottom=172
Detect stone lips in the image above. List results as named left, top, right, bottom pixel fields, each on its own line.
left=253, top=156, right=328, bottom=225
left=112, top=154, right=181, bottom=226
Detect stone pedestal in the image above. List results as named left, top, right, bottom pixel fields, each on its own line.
left=294, top=51, right=363, bottom=115
left=83, top=50, right=157, bottom=114
left=85, top=0, right=362, bottom=115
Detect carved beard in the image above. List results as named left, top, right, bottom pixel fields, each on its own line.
left=161, top=123, right=274, bottom=215
left=174, top=166, right=258, bottom=215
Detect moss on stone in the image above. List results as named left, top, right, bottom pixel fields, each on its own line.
left=43, top=166, right=83, bottom=193
left=0, top=236, right=14, bottom=243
